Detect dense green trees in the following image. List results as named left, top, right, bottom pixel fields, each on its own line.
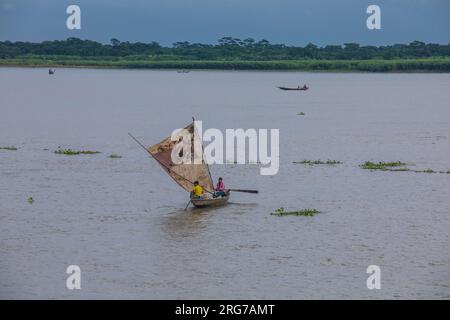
left=1, top=37, right=449, bottom=61
left=0, top=37, right=163, bottom=58
left=1, top=37, right=449, bottom=71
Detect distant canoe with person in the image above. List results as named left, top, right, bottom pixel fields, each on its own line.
left=278, top=85, right=309, bottom=91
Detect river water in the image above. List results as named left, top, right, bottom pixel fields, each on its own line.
left=0, top=67, right=449, bottom=299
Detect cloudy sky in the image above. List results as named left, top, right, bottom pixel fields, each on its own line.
left=0, top=0, right=449, bottom=45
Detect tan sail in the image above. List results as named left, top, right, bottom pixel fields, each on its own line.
left=148, top=122, right=214, bottom=193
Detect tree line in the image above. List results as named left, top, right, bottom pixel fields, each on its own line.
left=1, top=37, right=449, bottom=61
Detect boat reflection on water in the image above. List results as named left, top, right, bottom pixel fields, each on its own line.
left=161, top=202, right=259, bottom=239
left=161, top=208, right=212, bottom=239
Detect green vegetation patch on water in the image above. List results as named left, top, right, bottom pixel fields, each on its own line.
left=293, top=159, right=342, bottom=165
left=360, top=161, right=450, bottom=174
left=271, top=207, right=320, bottom=217
left=414, top=168, right=448, bottom=174
left=54, top=149, right=100, bottom=155
left=0, top=146, right=18, bottom=151
left=360, top=161, right=407, bottom=171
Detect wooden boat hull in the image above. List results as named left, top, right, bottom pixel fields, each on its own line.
left=191, top=193, right=230, bottom=208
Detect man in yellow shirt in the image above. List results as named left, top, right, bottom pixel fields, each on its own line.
left=192, top=181, right=204, bottom=199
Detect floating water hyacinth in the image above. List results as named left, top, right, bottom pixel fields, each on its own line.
left=360, top=161, right=407, bottom=170
left=271, top=207, right=319, bottom=217
left=54, top=149, right=100, bottom=155
left=361, top=161, right=449, bottom=174
left=293, top=159, right=342, bottom=165
left=0, top=146, right=18, bottom=151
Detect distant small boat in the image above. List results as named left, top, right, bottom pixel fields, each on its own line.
left=48, top=68, right=55, bottom=75
left=278, top=85, right=309, bottom=91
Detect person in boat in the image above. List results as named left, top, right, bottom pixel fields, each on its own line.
left=302, top=84, right=308, bottom=90
left=192, top=181, right=205, bottom=199
left=215, top=177, right=227, bottom=197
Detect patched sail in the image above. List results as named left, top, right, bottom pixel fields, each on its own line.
left=148, top=122, right=214, bottom=193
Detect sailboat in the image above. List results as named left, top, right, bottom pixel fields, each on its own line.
left=129, top=120, right=257, bottom=209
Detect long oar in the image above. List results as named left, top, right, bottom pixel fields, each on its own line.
left=229, top=189, right=258, bottom=194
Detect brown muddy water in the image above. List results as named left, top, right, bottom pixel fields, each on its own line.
left=0, top=67, right=449, bottom=299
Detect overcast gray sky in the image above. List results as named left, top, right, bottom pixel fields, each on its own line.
left=0, top=0, right=449, bottom=45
